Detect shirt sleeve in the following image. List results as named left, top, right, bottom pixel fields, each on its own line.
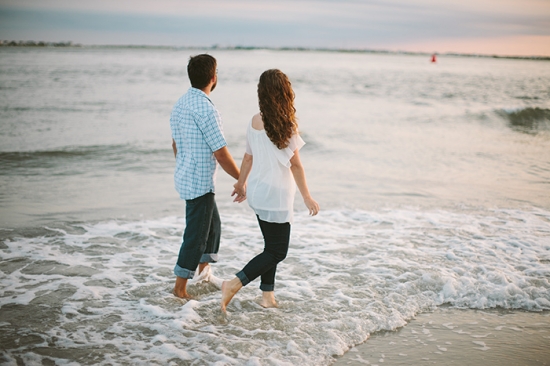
left=196, top=109, right=227, bottom=152
left=288, top=133, right=305, bottom=152
left=273, top=133, right=305, bottom=168
left=245, top=121, right=253, bottom=155
left=245, top=135, right=253, bottom=155
left=169, top=102, right=181, bottom=140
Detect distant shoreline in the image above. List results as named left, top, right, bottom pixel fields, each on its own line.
left=2, top=40, right=549, bottom=61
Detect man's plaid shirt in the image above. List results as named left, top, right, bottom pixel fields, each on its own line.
left=170, top=87, right=227, bottom=200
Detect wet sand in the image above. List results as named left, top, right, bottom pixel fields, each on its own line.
left=333, top=307, right=550, bottom=365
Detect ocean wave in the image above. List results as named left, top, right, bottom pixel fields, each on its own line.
left=496, top=107, right=550, bottom=133
left=0, top=145, right=171, bottom=176
left=1, top=106, right=90, bottom=113
left=1, top=208, right=548, bottom=365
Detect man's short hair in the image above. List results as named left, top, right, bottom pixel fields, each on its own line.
left=187, top=54, right=217, bottom=89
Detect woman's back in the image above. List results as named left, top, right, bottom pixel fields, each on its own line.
left=246, top=114, right=305, bottom=223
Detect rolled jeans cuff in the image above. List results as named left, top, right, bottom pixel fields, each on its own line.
left=236, top=271, right=250, bottom=286
left=260, top=283, right=275, bottom=292
left=174, top=264, right=195, bottom=279
left=200, top=253, right=219, bottom=263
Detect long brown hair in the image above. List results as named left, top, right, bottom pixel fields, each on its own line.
left=257, top=69, right=298, bottom=149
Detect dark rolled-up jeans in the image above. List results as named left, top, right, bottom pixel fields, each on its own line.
left=174, top=192, right=220, bottom=279
left=236, top=216, right=291, bottom=291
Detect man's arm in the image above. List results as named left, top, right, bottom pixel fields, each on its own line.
left=172, top=138, right=177, bottom=158
left=213, top=146, right=240, bottom=180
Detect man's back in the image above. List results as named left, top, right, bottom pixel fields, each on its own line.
left=170, top=87, right=226, bottom=200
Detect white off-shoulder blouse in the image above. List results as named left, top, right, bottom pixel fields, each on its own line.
left=245, top=119, right=305, bottom=223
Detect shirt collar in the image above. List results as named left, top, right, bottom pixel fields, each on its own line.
left=189, top=87, right=213, bottom=105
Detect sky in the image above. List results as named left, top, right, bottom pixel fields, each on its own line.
left=1, top=0, right=549, bottom=56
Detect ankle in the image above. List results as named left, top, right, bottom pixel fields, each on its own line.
left=230, top=277, right=243, bottom=290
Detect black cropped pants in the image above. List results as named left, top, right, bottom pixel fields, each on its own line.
left=236, top=216, right=291, bottom=291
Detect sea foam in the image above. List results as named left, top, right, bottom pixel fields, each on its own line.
left=1, top=207, right=549, bottom=365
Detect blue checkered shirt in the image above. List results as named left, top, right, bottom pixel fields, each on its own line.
left=170, top=87, right=227, bottom=200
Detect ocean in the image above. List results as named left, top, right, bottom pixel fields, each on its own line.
left=1, top=47, right=549, bottom=365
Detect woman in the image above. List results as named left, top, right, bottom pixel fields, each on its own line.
left=221, top=69, right=319, bottom=312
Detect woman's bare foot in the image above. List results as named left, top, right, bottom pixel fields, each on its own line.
left=259, top=291, right=278, bottom=308
left=220, top=277, right=243, bottom=312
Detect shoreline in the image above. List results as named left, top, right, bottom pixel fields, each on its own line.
left=333, top=306, right=550, bottom=365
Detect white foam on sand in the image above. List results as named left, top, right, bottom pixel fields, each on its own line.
left=1, top=207, right=549, bottom=365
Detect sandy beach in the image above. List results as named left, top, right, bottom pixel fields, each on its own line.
left=334, top=307, right=550, bottom=365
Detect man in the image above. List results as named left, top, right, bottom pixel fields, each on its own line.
left=170, top=54, right=240, bottom=299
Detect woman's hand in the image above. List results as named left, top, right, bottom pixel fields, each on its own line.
left=231, top=182, right=247, bottom=203
left=232, top=153, right=252, bottom=204
left=304, top=197, right=320, bottom=216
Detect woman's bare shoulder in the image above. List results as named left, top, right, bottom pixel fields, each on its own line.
left=251, top=113, right=264, bottom=130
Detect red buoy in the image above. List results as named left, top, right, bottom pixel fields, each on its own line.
left=431, top=54, right=437, bottom=63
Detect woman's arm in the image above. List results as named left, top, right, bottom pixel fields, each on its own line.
left=290, top=150, right=320, bottom=216
left=232, top=153, right=253, bottom=203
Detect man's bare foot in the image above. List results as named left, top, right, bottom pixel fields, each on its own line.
left=198, top=262, right=209, bottom=275
left=173, top=276, right=192, bottom=299
left=259, top=291, right=278, bottom=308
left=172, top=289, right=192, bottom=299
left=220, top=277, right=243, bottom=312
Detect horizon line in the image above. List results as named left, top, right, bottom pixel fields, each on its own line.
left=1, top=40, right=549, bottom=61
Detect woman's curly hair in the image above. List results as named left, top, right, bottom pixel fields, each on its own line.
left=258, top=69, right=298, bottom=149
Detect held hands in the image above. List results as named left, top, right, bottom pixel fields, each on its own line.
left=304, top=196, right=320, bottom=216
left=231, top=182, right=247, bottom=203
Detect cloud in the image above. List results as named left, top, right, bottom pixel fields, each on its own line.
left=1, top=0, right=549, bottom=55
